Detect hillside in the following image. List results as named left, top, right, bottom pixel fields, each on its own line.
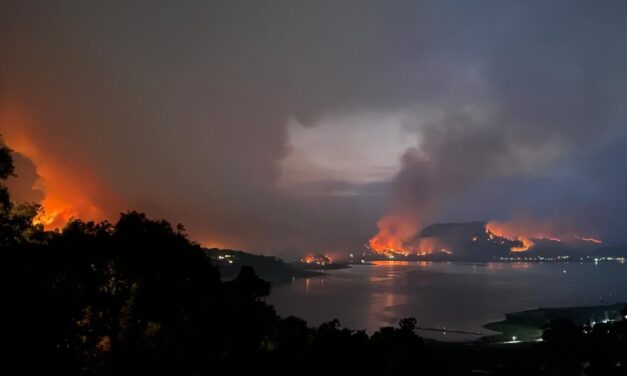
left=400, top=222, right=618, bottom=261
left=205, top=248, right=321, bottom=285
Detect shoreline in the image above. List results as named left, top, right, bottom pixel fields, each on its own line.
left=479, top=302, right=627, bottom=343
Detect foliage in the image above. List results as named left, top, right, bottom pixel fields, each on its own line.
left=1, top=209, right=437, bottom=375
left=0, top=141, right=43, bottom=247
left=540, top=317, right=627, bottom=376
left=2, top=136, right=627, bottom=375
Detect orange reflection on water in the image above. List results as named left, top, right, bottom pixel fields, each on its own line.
left=302, top=277, right=327, bottom=293
left=486, top=262, right=531, bottom=270
left=486, top=262, right=507, bottom=270
left=367, top=291, right=408, bottom=330
left=370, top=260, right=412, bottom=266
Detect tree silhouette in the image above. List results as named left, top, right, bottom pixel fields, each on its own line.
left=0, top=139, right=43, bottom=248
left=9, top=132, right=627, bottom=375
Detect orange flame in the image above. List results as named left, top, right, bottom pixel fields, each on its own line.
left=1, top=104, right=120, bottom=229
left=484, top=219, right=571, bottom=252
left=368, top=214, right=453, bottom=257
left=415, top=236, right=450, bottom=255
left=300, top=254, right=333, bottom=265
left=485, top=221, right=538, bottom=252
left=368, top=213, right=420, bottom=256
left=486, top=220, right=604, bottom=252
left=574, top=235, right=603, bottom=244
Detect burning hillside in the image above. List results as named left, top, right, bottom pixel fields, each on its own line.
left=368, top=213, right=420, bottom=256
left=0, top=106, right=119, bottom=230
left=366, top=220, right=605, bottom=261
left=300, top=254, right=334, bottom=266
left=485, top=220, right=564, bottom=253
left=296, top=254, right=350, bottom=270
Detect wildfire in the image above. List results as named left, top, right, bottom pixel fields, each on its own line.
left=485, top=221, right=540, bottom=252
left=484, top=219, right=605, bottom=253
left=368, top=213, right=419, bottom=256
left=300, top=254, right=333, bottom=265
left=1, top=104, right=119, bottom=229
left=33, top=205, right=79, bottom=228
left=574, top=235, right=603, bottom=244
left=511, top=237, right=533, bottom=252
left=367, top=214, right=457, bottom=257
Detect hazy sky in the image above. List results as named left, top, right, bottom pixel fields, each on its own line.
left=1, top=1, right=626, bottom=256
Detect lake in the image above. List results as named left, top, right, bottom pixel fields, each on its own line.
left=267, top=261, right=627, bottom=341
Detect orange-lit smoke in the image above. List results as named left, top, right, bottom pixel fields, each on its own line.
left=368, top=213, right=453, bottom=257
left=0, top=105, right=119, bottom=229
left=368, top=213, right=420, bottom=256
left=485, top=219, right=601, bottom=252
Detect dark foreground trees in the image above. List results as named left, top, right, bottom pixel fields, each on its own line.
left=1, top=211, right=437, bottom=375
left=2, top=140, right=627, bottom=376
left=540, top=317, right=627, bottom=376
left=0, top=142, right=436, bottom=375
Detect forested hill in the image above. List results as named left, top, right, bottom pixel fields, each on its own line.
left=206, top=248, right=320, bottom=284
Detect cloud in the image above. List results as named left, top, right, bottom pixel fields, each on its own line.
left=278, top=112, right=419, bottom=191
left=369, top=0, right=627, bottom=245
left=1, top=0, right=627, bottom=256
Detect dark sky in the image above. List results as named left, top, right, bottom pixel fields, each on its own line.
left=1, top=1, right=626, bottom=256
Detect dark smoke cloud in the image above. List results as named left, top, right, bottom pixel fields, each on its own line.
left=383, top=1, right=627, bottom=243
left=4, top=152, right=43, bottom=204
left=1, top=1, right=626, bottom=256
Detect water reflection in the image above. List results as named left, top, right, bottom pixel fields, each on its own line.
left=268, top=262, right=627, bottom=341
left=485, top=262, right=533, bottom=270
left=370, top=260, right=413, bottom=266
left=368, top=291, right=408, bottom=329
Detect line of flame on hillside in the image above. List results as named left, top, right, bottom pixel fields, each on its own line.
left=485, top=220, right=566, bottom=252
left=367, top=216, right=603, bottom=258
left=574, top=235, right=603, bottom=244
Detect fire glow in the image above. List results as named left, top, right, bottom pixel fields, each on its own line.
left=300, top=254, right=333, bottom=266
left=368, top=213, right=419, bottom=256
left=1, top=105, right=117, bottom=230
left=485, top=220, right=603, bottom=252
left=575, top=235, right=603, bottom=244
left=368, top=214, right=453, bottom=257
left=368, top=214, right=604, bottom=257
left=485, top=221, right=538, bottom=252
left=33, top=206, right=79, bottom=228
left=484, top=220, right=578, bottom=252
